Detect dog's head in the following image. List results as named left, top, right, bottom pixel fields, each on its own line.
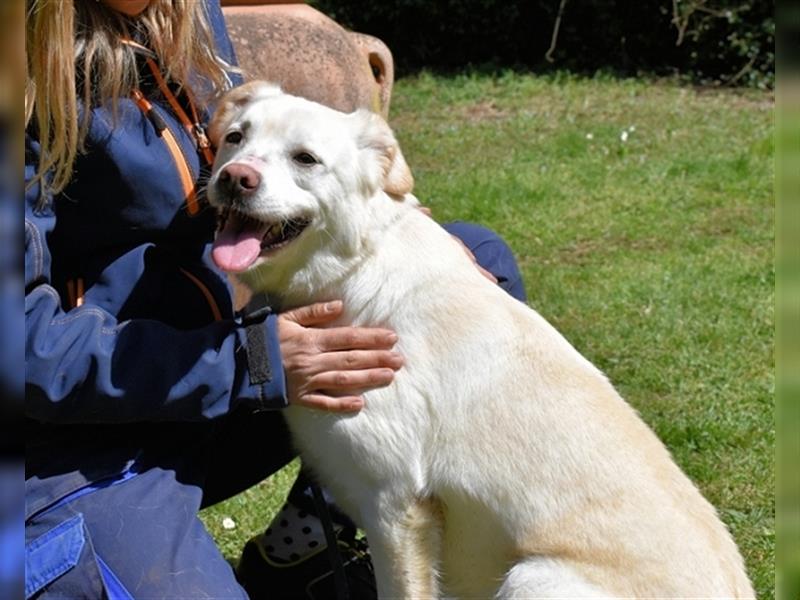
left=206, top=82, right=414, bottom=295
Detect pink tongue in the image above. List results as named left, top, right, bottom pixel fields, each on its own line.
left=212, top=222, right=264, bottom=272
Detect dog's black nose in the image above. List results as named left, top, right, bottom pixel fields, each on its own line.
left=217, top=163, right=261, bottom=198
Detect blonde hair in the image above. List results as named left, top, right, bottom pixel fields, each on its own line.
left=25, top=0, right=233, bottom=195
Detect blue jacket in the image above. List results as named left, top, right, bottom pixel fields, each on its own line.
left=25, top=1, right=287, bottom=487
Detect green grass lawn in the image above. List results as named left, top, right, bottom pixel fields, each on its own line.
left=201, top=72, right=775, bottom=597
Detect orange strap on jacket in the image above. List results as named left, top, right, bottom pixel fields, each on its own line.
left=141, top=56, right=216, bottom=166
left=121, top=38, right=215, bottom=165
left=131, top=89, right=200, bottom=216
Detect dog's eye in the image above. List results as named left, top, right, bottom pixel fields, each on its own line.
left=293, top=152, right=319, bottom=166
left=225, top=131, right=243, bottom=145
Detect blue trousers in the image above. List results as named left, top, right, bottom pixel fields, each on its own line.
left=24, top=223, right=526, bottom=599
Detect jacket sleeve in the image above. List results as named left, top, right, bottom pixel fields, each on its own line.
left=25, top=139, right=288, bottom=424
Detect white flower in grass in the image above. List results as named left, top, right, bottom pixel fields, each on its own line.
left=585, top=132, right=594, bottom=140
left=620, top=130, right=629, bottom=142
left=222, top=517, right=236, bottom=530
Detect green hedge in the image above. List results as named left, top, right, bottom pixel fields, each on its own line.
left=311, top=0, right=774, bottom=88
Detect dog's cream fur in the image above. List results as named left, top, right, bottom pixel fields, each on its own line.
left=208, top=82, right=754, bottom=599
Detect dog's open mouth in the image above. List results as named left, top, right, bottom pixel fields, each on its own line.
left=211, top=208, right=311, bottom=272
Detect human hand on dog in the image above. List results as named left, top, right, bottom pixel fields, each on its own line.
left=278, top=300, right=403, bottom=412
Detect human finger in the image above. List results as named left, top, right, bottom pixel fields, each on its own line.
left=279, top=300, right=344, bottom=328
left=316, top=350, right=404, bottom=372
left=309, top=367, right=396, bottom=392
left=294, top=393, right=365, bottom=413
left=315, top=326, right=398, bottom=352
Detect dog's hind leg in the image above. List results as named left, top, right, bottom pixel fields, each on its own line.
left=495, top=557, right=610, bottom=599
left=363, top=497, right=444, bottom=599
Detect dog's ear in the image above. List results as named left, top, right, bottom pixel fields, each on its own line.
left=352, top=110, right=414, bottom=198
left=208, top=81, right=282, bottom=148
left=381, top=142, right=415, bottom=198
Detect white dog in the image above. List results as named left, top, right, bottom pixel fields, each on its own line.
left=207, top=82, right=754, bottom=599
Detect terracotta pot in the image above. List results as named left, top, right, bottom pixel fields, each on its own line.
left=222, top=3, right=394, bottom=119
